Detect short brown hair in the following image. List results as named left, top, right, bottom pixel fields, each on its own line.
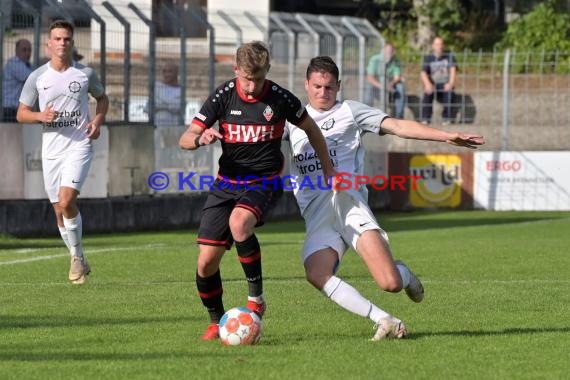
left=306, top=56, right=340, bottom=81
left=49, top=19, right=74, bottom=37
left=236, top=41, right=270, bottom=74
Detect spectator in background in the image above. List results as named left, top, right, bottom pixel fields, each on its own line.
left=153, top=62, right=183, bottom=128
left=365, top=42, right=406, bottom=118
left=3, top=39, right=33, bottom=122
left=420, top=36, right=457, bottom=125
left=150, top=62, right=184, bottom=172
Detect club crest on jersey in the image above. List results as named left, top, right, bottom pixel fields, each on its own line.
left=263, top=105, right=274, bottom=121
left=321, top=118, right=335, bottom=131
left=69, top=81, right=81, bottom=93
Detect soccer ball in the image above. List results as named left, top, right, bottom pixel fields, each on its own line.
left=218, top=306, right=262, bottom=346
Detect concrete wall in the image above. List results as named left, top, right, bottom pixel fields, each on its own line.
left=107, top=125, right=155, bottom=196
left=0, top=186, right=392, bottom=237
left=0, top=123, right=25, bottom=199
left=0, top=191, right=305, bottom=237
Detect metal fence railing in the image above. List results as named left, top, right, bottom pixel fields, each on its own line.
left=2, top=2, right=569, bottom=149
left=395, top=49, right=570, bottom=129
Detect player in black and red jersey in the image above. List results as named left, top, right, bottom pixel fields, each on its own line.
left=180, top=41, right=337, bottom=340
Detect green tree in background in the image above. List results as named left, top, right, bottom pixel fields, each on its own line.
left=375, top=0, right=506, bottom=53
left=496, top=0, right=570, bottom=52
left=495, top=0, right=570, bottom=73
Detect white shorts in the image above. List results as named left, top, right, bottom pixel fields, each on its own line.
left=301, top=190, right=389, bottom=263
left=43, top=148, right=93, bottom=203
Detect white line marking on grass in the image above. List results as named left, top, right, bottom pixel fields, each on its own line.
left=3, top=216, right=567, bottom=266
left=0, top=240, right=299, bottom=267
left=426, top=279, right=570, bottom=284
left=388, top=216, right=570, bottom=235
left=2, top=277, right=568, bottom=287
left=0, top=253, right=69, bottom=265
left=13, top=248, right=53, bottom=254
left=0, top=246, right=158, bottom=266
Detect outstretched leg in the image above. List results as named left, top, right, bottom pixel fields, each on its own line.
left=356, top=229, right=424, bottom=302
left=304, top=248, right=405, bottom=340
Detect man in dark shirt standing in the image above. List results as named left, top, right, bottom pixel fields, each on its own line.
left=179, top=41, right=336, bottom=340
left=3, top=39, right=33, bottom=121
left=420, top=36, right=457, bottom=125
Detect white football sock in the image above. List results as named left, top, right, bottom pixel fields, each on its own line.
left=58, top=226, right=71, bottom=253
left=248, top=294, right=264, bottom=303
left=63, top=212, right=83, bottom=257
left=396, top=263, right=411, bottom=288
left=322, top=276, right=390, bottom=323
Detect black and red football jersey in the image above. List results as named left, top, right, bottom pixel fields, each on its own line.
left=192, top=78, right=308, bottom=180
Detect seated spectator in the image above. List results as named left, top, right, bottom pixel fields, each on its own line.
left=365, top=42, right=406, bottom=118
left=420, top=36, right=457, bottom=125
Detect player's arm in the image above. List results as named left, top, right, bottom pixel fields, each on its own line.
left=296, top=116, right=337, bottom=179
left=93, top=93, right=109, bottom=126
left=179, top=122, right=222, bottom=150
left=86, top=93, right=109, bottom=140
left=16, top=103, right=57, bottom=124
left=380, top=117, right=485, bottom=149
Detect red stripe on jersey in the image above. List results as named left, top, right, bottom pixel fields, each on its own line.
left=221, top=119, right=284, bottom=143
left=215, top=173, right=279, bottom=184
left=236, top=203, right=262, bottom=222
left=238, top=251, right=261, bottom=264
left=197, top=238, right=231, bottom=249
left=198, top=287, right=223, bottom=299
left=192, top=119, right=208, bottom=130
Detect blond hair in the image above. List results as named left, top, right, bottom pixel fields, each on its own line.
left=236, top=41, right=270, bottom=74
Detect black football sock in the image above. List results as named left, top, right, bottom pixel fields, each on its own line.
left=235, top=234, right=263, bottom=298
left=196, top=270, right=225, bottom=323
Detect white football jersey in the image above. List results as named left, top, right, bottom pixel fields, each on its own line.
left=285, top=100, right=389, bottom=213
left=19, top=62, right=105, bottom=159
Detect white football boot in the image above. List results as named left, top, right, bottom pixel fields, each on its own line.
left=372, top=316, right=407, bottom=341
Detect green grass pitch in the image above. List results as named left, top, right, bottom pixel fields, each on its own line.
left=1, top=210, right=569, bottom=379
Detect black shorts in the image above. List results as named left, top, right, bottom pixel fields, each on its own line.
left=197, top=179, right=283, bottom=249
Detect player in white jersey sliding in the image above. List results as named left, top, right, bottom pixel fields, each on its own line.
left=285, top=56, right=484, bottom=340
left=17, top=20, right=109, bottom=284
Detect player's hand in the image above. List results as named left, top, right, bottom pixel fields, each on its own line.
left=40, top=104, right=57, bottom=123
left=86, top=122, right=101, bottom=140
left=424, top=83, right=434, bottom=95
left=446, top=133, right=485, bottom=149
left=198, top=128, right=223, bottom=146
left=322, top=168, right=339, bottom=191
